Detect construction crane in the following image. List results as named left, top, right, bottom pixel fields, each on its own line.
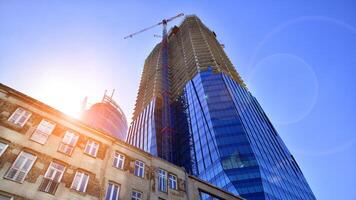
left=123, top=13, right=184, bottom=39
left=124, top=13, right=184, bottom=162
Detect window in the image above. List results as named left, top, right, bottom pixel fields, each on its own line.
left=199, top=191, right=221, bottom=200
left=131, top=190, right=142, bottom=200
left=158, top=169, right=167, bottom=192
left=39, top=162, right=65, bottom=194
left=105, top=182, right=120, bottom=200
left=4, top=151, right=37, bottom=183
left=8, top=107, right=31, bottom=127
left=113, top=152, right=125, bottom=169
left=30, top=119, right=56, bottom=144
left=84, top=140, right=99, bottom=157
left=0, top=142, right=9, bottom=157
left=134, top=160, right=144, bottom=178
left=71, top=171, right=89, bottom=192
left=0, top=193, right=13, bottom=200
left=58, top=131, right=78, bottom=155
left=168, top=174, right=177, bottom=190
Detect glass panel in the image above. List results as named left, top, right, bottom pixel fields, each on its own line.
left=8, top=108, right=31, bottom=126
left=114, top=153, right=125, bottom=169
left=79, top=173, right=88, bottom=192
left=45, top=162, right=65, bottom=182
left=72, top=173, right=81, bottom=189
left=5, top=151, right=36, bottom=182
left=112, top=185, right=118, bottom=200
left=158, top=169, right=167, bottom=192
left=0, top=193, right=13, bottom=200
left=37, top=120, right=55, bottom=133
left=13, top=156, right=25, bottom=169
left=134, top=160, right=144, bottom=177
left=169, top=174, right=177, bottom=189
left=63, top=131, right=78, bottom=146
left=105, top=183, right=120, bottom=200
left=85, top=140, right=99, bottom=156
left=90, top=143, right=98, bottom=156
left=46, top=168, right=55, bottom=179
left=8, top=108, right=22, bottom=123
left=31, top=120, right=55, bottom=144
left=131, top=190, right=142, bottom=200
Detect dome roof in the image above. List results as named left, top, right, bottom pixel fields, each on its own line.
left=81, top=95, right=128, bottom=141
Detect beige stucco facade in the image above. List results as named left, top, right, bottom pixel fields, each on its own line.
left=0, top=83, right=242, bottom=200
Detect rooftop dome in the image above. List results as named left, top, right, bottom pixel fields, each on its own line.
left=81, top=92, right=128, bottom=141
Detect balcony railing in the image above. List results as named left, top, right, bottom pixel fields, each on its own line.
left=38, top=178, right=60, bottom=195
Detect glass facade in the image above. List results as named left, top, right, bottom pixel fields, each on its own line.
left=127, top=68, right=316, bottom=200
left=127, top=99, right=158, bottom=156
left=179, top=69, right=238, bottom=195
left=177, top=69, right=316, bottom=200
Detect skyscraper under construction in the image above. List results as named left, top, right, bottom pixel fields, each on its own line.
left=126, top=15, right=316, bottom=200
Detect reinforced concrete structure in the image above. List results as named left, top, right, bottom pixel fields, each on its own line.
left=0, top=83, right=242, bottom=200
left=126, top=15, right=316, bottom=200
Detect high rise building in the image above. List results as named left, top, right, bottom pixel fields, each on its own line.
left=127, top=15, right=316, bottom=200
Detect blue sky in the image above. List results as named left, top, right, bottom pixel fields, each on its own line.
left=1, top=1, right=355, bottom=199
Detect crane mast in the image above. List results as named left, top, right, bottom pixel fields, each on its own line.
left=124, top=14, right=184, bottom=162
left=160, top=19, right=172, bottom=161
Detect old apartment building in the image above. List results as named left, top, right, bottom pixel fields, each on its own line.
left=0, top=83, right=242, bottom=200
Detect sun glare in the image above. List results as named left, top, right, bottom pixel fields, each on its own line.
left=34, top=78, right=84, bottom=119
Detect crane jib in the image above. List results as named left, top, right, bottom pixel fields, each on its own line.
left=123, top=13, right=184, bottom=39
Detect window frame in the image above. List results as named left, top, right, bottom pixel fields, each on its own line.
left=44, top=161, right=66, bottom=182
left=105, top=182, right=120, bottom=200
left=158, top=168, right=167, bottom=192
left=30, top=119, right=56, bottom=144
left=134, top=160, right=145, bottom=178
left=131, top=190, right=143, bottom=200
left=58, top=131, right=79, bottom=155
left=0, top=193, right=13, bottom=200
left=39, top=161, right=66, bottom=194
left=84, top=140, right=99, bottom=157
left=7, top=107, right=31, bottom=127
left=0, top=142, right=9, bottom=157
left=71, top=171, right=89, bottom=193
left=113, top=152, right=125, bottom=170
left=168, top=173, right=178, bottom=190
left=4, top=151, right=37, bottom=183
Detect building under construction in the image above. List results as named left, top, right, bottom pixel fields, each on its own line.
left=126, top=15, right=316, bottom=200
left=127, top=15, right=245, bottom=156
